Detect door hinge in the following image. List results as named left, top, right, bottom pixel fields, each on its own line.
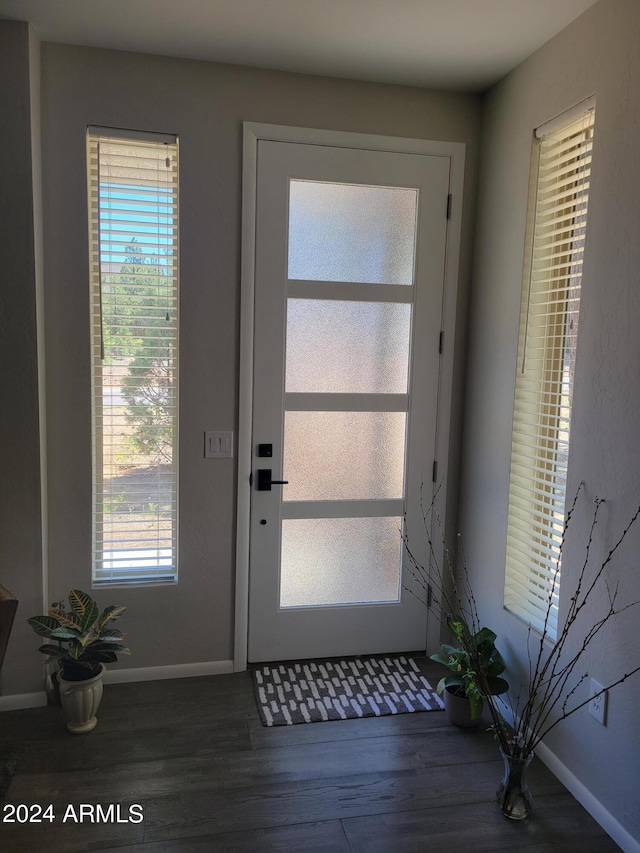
left=439, top=330, right=444, bottom=354
left=432, top=460, right=438, bottom=483
left=427, top=584, right=433, bottom=608
left=446, top=193, right=452, bottom=219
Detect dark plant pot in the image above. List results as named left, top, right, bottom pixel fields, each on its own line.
left=443, top=684, right=481, bottom=727
left=60, top=661, right=103, bottom=682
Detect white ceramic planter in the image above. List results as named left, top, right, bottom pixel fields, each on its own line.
left=58, top=664, right=105, bottom=734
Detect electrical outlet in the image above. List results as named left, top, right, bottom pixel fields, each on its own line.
left=589, top=678, right=607, bottom=725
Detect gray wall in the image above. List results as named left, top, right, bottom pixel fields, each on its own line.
left=0, top=20, right=45, bottom=696
left=460, top=0, right=640, bottom=840
left=1, top=42, right=481, bottom=691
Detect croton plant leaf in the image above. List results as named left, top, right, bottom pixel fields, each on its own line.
left=48, top=609, right=81, bottom=628
left=27, top=615, right=63, bottom=637
left=98, top=605, right=127, bottom=629
left=88, top=641, right=130, bottom=655
left=37, top=644, right=66, bottom=657
left=49, top=626, right=80, bottom=640
left=97, top=629, right=125, bottom=641
left=69, top=589, right=100, bottom=632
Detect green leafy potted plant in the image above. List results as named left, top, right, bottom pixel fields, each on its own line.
left=430, top=615, right=509, bottom=726
left=28, top=589, right=129, bottom=733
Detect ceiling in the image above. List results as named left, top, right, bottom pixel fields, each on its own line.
left=0, top=0, right=599, bottom=93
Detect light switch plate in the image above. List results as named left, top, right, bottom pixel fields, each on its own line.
left=205, top=430, right=233, bottom=458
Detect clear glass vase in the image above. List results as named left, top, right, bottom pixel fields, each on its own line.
left=496, top=748, right=534, bottom=820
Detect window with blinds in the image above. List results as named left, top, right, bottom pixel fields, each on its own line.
left=504, top=102, right=595, bottom=639
left=88, top=128, right=179, bottom=586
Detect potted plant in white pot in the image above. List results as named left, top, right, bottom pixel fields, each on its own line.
left=28, top=589, right=129, bottom=734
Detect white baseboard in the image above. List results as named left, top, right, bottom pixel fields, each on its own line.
left=0, top=691, right=48, bottom=712
left=536, top=740, right=640, bottom=853
left=102, top=659, right=234, bottom=684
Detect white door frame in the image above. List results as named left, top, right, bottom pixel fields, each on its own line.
left=234, top=122, right=465, bottom=671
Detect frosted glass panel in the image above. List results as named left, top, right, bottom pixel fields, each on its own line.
left=280, top=517, right=402, bottom=607
left=284, top=411, right=406, bottom=501
left=288, top=181, right=417, bottom=284
left=286, top=300, right=411, bottom=393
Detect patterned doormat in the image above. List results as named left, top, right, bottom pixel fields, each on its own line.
left=252, top=656, right=443, bottom=726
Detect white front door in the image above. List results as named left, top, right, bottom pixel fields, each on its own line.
left=247, top=137, right=451, bottom=662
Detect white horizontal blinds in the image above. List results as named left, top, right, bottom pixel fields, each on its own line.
left=505, top=106, right=595, bottom=638
left=88, top=130, right=179, bottom=585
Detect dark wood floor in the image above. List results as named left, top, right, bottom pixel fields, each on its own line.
left=0, top=659, right=619, bottom=852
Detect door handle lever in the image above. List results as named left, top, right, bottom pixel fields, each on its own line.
left=256, top=469, right=289, bottom=491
